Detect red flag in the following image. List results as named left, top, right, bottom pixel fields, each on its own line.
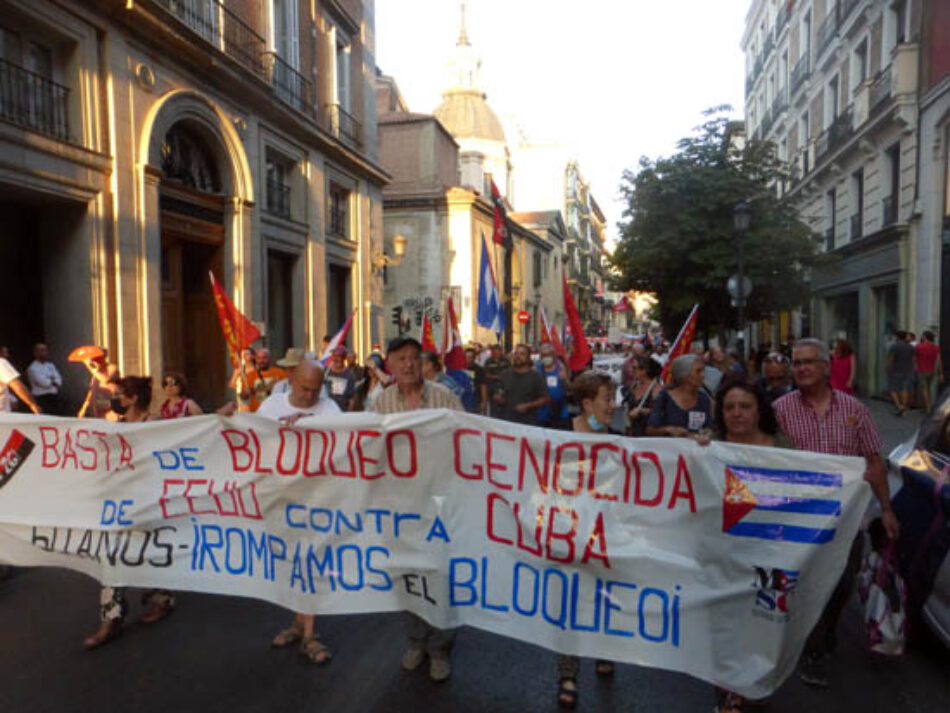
left=660, top=304, right=699, bottom=383
left=319, top=309, right=357, bottom=366
left=209, top=272, right=260, bottom=369
left=442, top=296, right=466, bottom=370
left=490, top=179, right=508, bottom=246
left=562, top=274, right=591, bottom=371
left=539, top=304, right=566, bottom=360
left=611, top=295, right=630, bottom=313
left=420, top=311, right=438, bottom=353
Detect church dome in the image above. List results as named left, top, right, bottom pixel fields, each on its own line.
left=434, top=89, right=506, bottom=143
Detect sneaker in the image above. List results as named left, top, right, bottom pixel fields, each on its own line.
left=799, top=653, right=829, bottom=688
left=429, top=655, right=452, bottom=682
left=401, top=647, right=426, bottom=671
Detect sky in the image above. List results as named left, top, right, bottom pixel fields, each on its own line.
left=374, top=0, right=750, bottom=246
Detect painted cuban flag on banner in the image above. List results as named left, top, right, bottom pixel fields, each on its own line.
left=722, top=465, right=843, bottom=545
left=476, top=233, right=505, bottom=335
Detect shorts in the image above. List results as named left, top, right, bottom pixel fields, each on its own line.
left=888, top=372, right=913, bottom=392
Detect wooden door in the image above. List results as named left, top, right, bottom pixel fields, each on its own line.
left=160, top=184, right=226, bottom=411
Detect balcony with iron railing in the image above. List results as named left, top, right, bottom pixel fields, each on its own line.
left=882, top=195, right=897, bottom=226
left=326, top=103, right=362, bottom=149
left=771, top=91, right=788, bottom=121
left=327, top=202, right=348, bottom=239
left=791, top=55, right=810, bottom=96
left=154, top=0, right=266, bottom=76
left=816, top=7, right=839, bottom=58
left=850, top=213, right=862, bottom=240
left=263, top=52, right=313, bottom=116
left=266, top=177, right=291, bottom=219
left=815, top=106, right=853, bottom=160
left=825, top=227, right=835, bottom=251
left=869, top=64, right=892, bottom=109
left=0, top=58, right=70, bottom=142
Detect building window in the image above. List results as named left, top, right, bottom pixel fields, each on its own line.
left=266, top=249, right=296, bottom=357
left=826, top=189, right=837, bottom=250
left=851, top=168, right=864, bottom=239
left=801, top=12, right=812, bottom=62
left=826, top=74, right=839, bottom=124
left=265, top=152, right=293, bottom=219
left=894, top=0, right=907, bottom=45
left=853, top=38, right=868, bottom=92
left=883, top=143, right=900, bottom=226
left=532, top=251, right=542, bottom=288
left=327, top=182, right=350, bottom=239
left=0, top=24, right=69, bottom=142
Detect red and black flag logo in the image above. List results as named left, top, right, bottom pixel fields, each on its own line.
left=0, top=429, right=34, bottom=490
left=490, top=179, right=508, bottom=246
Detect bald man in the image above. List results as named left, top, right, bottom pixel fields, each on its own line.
left=256, top=358, right=341, bottom=663
left=256, top=359, right=340, bottom=424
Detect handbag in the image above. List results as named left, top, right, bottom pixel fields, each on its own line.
left=857, top=538, right=908, bottom=656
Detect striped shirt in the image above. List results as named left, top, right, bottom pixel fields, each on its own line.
left=372, top=380, right=463, bottom=414
left=773, top=388, right=882, bottom=458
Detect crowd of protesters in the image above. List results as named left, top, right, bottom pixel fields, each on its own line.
left=0, top=326, right=945, bottom=712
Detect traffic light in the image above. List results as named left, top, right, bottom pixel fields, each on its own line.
left=391, top=306, right=403, bottom=326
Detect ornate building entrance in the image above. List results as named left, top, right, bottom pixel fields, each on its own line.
left=159, top=122, right=227, bottom=409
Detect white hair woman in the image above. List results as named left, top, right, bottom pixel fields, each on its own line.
left=645, top=354, right=713, bottom=442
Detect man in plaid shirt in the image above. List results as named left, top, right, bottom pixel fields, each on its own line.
left=774, top=338, right=899, bottom=688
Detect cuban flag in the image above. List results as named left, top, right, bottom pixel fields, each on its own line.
left=722, top=465, right=843, bottom=545
left=319, top=309, right=356, bottom=367
left=476, top=233, right=505, bottom=335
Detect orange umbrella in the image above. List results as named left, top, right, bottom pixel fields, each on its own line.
left=68, top=345, right=106, bottom=363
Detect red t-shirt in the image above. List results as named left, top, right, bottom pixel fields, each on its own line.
left=916, top=341, right=940, bottom=373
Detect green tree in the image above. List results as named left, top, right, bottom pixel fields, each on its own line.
left=611, top=107, right=822, bottom=338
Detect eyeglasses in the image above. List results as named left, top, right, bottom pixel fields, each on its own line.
left=764, top=353, right=789, bottom=364
left=164, top=379, right=180, bottom=387
left=791, top=358, right=826, bottom=368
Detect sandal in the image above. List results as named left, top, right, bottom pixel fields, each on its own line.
left=140, top=600, right=173, bottom=625
left=299, top=635, right=332, bottom=665
left=271, top=625, right=303, bottom=648
left=595, top=659, right=615, bottom=677
left=83, top=620, right=122, bottom=650
left=557, top=677, right=578, bottom=709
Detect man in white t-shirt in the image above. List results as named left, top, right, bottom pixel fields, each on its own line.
left=255, top=358, right=340, bottom=664
left=257, top=358, right=341, bottom=424
left=0, top=356, right=41, bottom=414
left=27, top=343, right=63, bottom=415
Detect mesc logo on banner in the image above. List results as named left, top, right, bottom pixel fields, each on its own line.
left=751, top=566, right=799, bottom=622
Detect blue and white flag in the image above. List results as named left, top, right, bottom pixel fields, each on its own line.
left=476, top=233, right=505, bottom=335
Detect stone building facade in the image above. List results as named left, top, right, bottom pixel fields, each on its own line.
left=742, top=0, right=923, bottom=394
left=0, top=0, right=387, bottom=409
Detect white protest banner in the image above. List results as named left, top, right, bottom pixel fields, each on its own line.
left=0, top=411, right=870, bottom=698
left=592, top=355, right=626, bottom=385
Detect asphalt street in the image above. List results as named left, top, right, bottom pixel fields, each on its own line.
left=1, top=402, right=947, bottom=713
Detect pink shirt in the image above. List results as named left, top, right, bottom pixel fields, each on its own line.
left=773, top=388, right=882, bottom=459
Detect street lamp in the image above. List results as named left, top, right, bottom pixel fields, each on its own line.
left=372, top=234, right=407, bottom=272
left=732, top=201, right=752, bottom=359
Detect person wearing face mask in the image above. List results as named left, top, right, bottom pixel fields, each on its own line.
left=555, top=370, right=620, bottom=708
left=535, top=343, right=569, bottom=429
left=84, top=376, right=175, bottom=649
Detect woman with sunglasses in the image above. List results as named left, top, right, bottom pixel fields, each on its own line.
left=84, top=376, right=175, bottom=648
left=159, top=372, right=203, bottom=419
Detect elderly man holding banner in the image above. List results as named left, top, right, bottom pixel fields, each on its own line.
left=373, top=335, right=462, bottom=683
left=258, top=359, right=340, bottom=664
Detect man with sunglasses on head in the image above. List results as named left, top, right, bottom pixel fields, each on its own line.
left=773, top=338, right=898, bottom=689
left=754, top=351, right=796, bottom=404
